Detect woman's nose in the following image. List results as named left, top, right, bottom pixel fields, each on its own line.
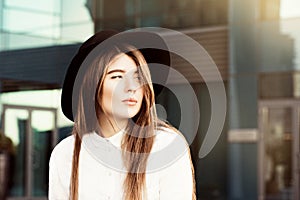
left=124, top=77, right=139, bottom=93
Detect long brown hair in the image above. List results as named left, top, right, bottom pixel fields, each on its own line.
left=70, top=44, right=196, bottom=200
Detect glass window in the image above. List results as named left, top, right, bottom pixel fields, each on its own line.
left=5, top=0, right=59, bottom=13
left=0, top=90, right=73, bottom=128
left=124, top=0, right=228, bottom=29
left=94, top=0, right=229, bottom=31
left=3, top=8, right=60, bottom=38
left=4, top=108, right=28, bottom=196
left=3, top=0, right=61, bottom=38
left=280, top=0, right=300, bottom=71
left=0, top=0, right=93, bottom=50
left=31, top=110, right=55, bottom=196
left=1, top=101, right=72, bottom=198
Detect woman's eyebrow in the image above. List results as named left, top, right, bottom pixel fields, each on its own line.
left=107, top=69, right=126, bottom=74
left=107, top=69, right=139, bottom=75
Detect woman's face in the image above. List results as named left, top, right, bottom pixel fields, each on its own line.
left=100, top=53, right=144, bottom=123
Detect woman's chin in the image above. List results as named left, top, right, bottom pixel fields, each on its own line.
left=111, top=113, right=139, bottom=122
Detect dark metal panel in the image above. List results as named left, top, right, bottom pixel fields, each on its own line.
left=0, top=44, right=80, bottom=86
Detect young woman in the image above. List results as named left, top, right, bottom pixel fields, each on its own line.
left=49, top=30, right=196, bottom=200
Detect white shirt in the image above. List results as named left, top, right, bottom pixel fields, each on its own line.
left=48, top=128, right=194, bottom=200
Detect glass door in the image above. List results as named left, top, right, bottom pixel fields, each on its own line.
left=259, top=100, right=300, bottom=200
left=1, top=104, right=57, bottom=200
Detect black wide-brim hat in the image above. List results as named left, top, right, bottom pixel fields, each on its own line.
left=61, top=30, right=170, bottom=122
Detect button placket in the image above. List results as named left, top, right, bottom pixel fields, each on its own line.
left=105, top=167, right=115, bottom=198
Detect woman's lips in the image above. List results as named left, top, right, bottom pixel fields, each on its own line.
left=122, top=98, right=138, bottom=105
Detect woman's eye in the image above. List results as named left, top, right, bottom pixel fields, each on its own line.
left=111, top=75, right=123, bottom=79
left=134, top=75, right=141, bottom=81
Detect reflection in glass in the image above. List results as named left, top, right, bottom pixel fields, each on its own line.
left=263, top=107, right=292, bottom=199
left=4, top=109, right=28, bottom=196
left=31, top=110, right=54, bottom=196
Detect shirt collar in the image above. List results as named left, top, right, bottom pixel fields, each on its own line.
left=92, top=129, right=124, bottom=148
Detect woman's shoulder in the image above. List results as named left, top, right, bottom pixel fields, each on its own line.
left=50, top=135, right=75, bottom=163
left=155, top=125, right=186, bottom=140
left=154, top=125, right=188, bottom=151
left=147, top=125, right=191, bottom=172
left=155, top=126, right=177, bottom=139
left=49, top=135, right=75, bottom=194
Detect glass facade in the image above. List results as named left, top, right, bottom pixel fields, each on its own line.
left=1, top=91, right=73, bottom=198
left=0, top=0, right=93, bottom=51
left=140, top=0, right=228, bottom=28
left=95, top=0, right=228, bottom=31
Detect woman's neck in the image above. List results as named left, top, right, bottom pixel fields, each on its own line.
left=98, top=116, right=128, bottom=138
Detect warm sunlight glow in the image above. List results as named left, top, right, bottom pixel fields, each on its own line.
left=280, top=0, right=300, bottom=18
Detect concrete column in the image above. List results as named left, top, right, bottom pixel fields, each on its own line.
left=228, top=0, right=259, bottom=199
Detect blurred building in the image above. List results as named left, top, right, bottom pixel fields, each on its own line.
left=0, top=0, right=299, bottom=199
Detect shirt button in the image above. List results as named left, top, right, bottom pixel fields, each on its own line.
left=107, top=196, right=111, bottom=200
